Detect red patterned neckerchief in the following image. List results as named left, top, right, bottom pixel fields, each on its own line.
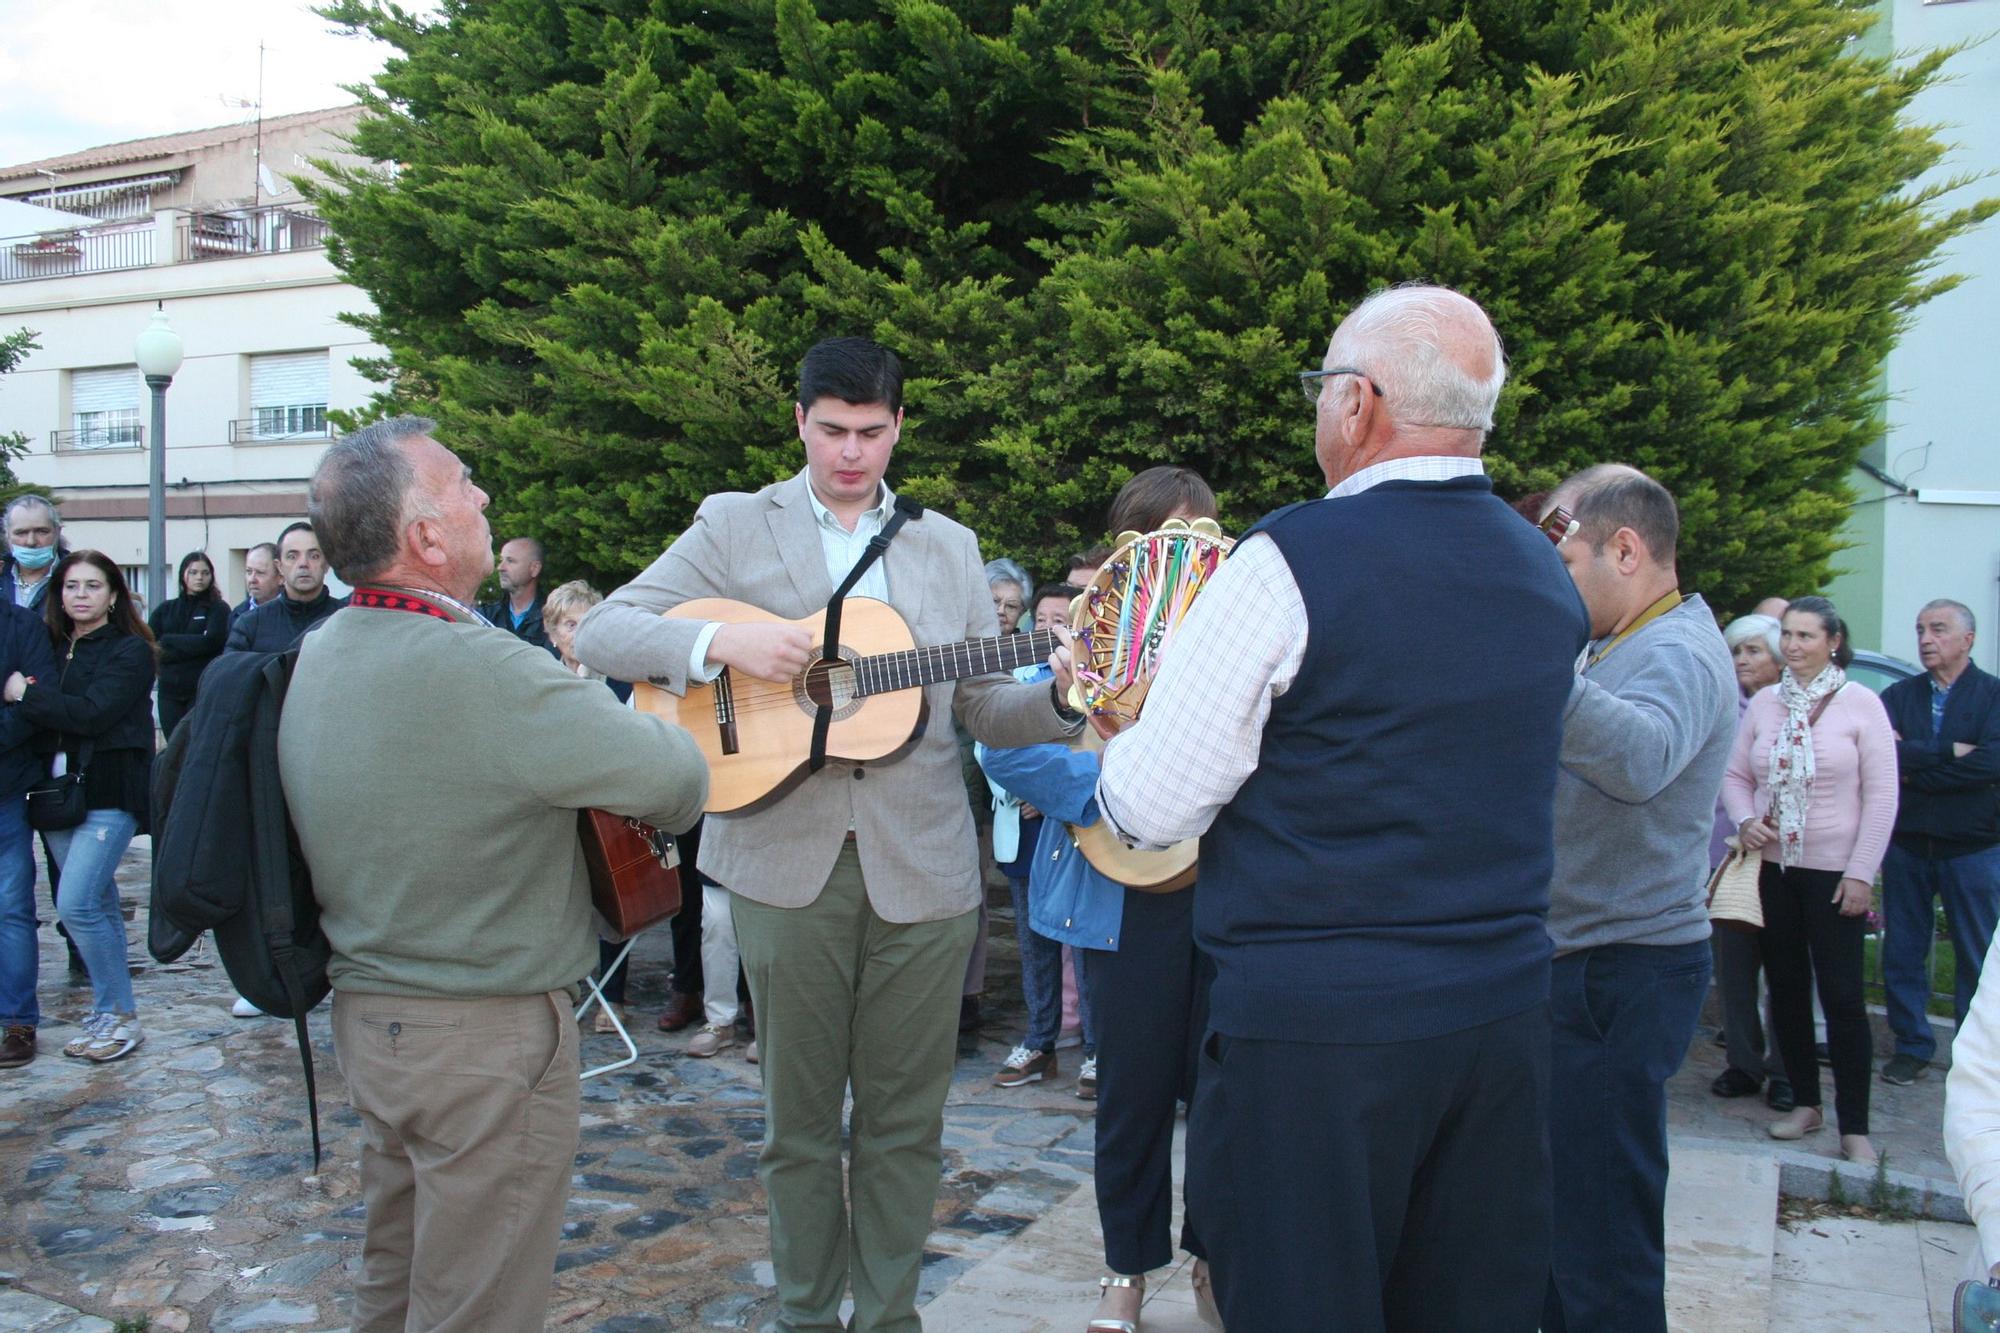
left=350, top=586, right=470, bottom=623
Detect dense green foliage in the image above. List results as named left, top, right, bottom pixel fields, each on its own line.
left=0, top=328, right=40, bottom=500
left=311, top=0, right=1991, bottom=612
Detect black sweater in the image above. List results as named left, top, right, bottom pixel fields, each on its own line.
left=149, top=592, right=230, bottom=698
left=17, top=625, right=157, bottom=827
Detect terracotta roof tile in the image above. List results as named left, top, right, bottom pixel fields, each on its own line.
left=0, top=106, right=362, bottom=182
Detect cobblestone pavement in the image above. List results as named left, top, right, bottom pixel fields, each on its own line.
left=0, top=844, right=1099, bottom=1331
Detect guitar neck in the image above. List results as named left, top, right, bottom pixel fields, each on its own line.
left=852, top=629, right=1059, bottom=697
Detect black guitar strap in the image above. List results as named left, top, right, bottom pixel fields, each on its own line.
left=809, top=494, right=925, bottom=773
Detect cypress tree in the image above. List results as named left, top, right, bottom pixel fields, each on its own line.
left=310, top=0, right=1990, bottom=610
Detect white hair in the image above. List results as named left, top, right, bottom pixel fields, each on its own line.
left=1724, top=614, right=1782, bottom=659
left=1326, top=285, right=1506, bottom=432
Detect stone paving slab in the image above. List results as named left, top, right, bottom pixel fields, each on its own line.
left=1768, top=1211, right=1979, bottom=1333
left=3, top=841, right=1981, bottom=1331
left=0, top=1286, right=114, bottom=1333
left=0, top=847, right=1103, bottom=1331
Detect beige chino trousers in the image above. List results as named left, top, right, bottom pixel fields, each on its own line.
left=332, top=989, right=580, bottom=1333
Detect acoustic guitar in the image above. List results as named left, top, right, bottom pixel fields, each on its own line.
left=633, top=597, right=1060, bottom=813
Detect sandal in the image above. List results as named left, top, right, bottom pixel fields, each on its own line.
left=1088, top=1273, right=1143, bottom=1333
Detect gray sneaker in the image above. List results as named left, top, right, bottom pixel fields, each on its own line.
left=62, top=1012, right=114, bottom=1059
left=83, top=1015, right=142, bottom=1063
left=687, top=1023, right=735, bottom=1058
left=1881, top=1053, right=1929, bottom=1086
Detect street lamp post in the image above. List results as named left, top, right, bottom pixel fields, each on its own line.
left=133, top=307, right=184, bottom=611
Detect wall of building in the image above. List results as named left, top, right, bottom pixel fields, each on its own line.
left=1829, top=0, right=2000, bottom=668
left=0, top=246, right=381, bottom=606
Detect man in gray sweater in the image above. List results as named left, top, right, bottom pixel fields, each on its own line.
left=1544, top=465, right=1736, bottom=1333
left=281, top=417, right=709, bottom=1332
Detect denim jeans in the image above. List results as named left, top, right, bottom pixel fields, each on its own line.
left=47, top=809, right=138, bottom=1016
left=0, top=797, right=38, bottom=1027
left=1545, top=939, right=1712, bottom=1333
left=1008, top=875, right=1092, bottom=1054
left=1884, top=840, right=2000, bottom=1062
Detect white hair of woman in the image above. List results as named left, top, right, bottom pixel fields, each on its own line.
left=1723, top=613, right=1782, bottom=660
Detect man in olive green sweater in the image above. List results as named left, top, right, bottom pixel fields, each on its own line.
left=279, top=417, right=708, bottom=1333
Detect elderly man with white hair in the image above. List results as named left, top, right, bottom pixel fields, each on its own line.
left=1094, top=283, right=1590, bottom=1329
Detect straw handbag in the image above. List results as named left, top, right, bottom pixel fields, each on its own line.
left=1705, top=837, right=1764, bottom=932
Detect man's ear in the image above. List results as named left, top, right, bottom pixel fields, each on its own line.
left=1613, top=526, right=1647, bottom=574
left=410, top=516, right=449, bottom=569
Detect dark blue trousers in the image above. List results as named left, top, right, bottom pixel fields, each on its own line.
left=1884, top=840, right=2000, bottom=1061
left=1188, top=1003, right=1552, bottom=1332
left=1544, top=939, right=1711, bottom=1333
left=1078, top=886, right=1207, bottom=1274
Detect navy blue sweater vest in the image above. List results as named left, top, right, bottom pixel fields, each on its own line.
left=1198, top=476, right=1590, bottom=1044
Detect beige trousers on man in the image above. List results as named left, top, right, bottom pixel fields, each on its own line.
left=332, top=989, right=580, bottom=1333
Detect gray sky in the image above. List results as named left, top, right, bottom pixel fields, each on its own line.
left=0, top=1, right=397, bottom=168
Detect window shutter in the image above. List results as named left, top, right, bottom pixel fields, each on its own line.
left=249, top=351, right=329, bottom=438
left=70, top=366, right=142, bottom=448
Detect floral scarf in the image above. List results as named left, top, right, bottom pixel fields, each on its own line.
left=1768, top=664, right=1846, bottom=868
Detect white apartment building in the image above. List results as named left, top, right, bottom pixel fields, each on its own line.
left=0, top=106, right=382, bottom=607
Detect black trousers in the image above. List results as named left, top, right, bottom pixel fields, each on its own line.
left=157, top=691, right=193, bottom=741
left=1078, top=887, right=1209, bottom=1275
left=1759, top=861, right=1871, bottom=1133
left=1188, top=1004, right=1552, bottom=1332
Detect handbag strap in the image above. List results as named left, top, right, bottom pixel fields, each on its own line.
left=808, top=495, right=924, bottom=774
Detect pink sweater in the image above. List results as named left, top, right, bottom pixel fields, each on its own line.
left=1722, top=682, right=1899, bottom=882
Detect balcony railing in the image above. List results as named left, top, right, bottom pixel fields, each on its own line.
left=0, top=206, right=329, bottom=283
left=178, top=207, right=330, bottom=263
left=2, top=224, right=155, bottom=283
left=229, top=415, right=337, bottom=444
left=50, top=425, right=146, bottom=453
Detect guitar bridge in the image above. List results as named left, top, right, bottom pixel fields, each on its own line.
left=714, top=669, right=740, bottom=755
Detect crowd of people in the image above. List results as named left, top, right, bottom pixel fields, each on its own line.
left=3, top=284, right=1999, bottom=1330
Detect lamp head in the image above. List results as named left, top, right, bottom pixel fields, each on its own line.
left=133, top=309, right=184, bottom=380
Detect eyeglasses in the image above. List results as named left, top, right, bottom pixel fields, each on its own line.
left=1298, top=367, right=1383, bottom=405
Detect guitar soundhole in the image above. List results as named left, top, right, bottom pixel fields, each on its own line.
left=794, top=648, right=865, bottom=722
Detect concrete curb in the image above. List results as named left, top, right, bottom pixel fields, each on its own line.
left=1672, top=1131, right=1969, bottom=1222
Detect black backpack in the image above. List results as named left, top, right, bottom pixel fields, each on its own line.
left=150, top=648, right=332, bottom=1168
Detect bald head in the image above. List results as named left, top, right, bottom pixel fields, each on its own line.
left=1313, top=284, right=1506, bottom=491
left=1325, top=285, right=1506, bottom=435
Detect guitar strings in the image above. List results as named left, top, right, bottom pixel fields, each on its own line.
left=684, top=629, right=1064, bottom=718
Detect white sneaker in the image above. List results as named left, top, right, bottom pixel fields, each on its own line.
left=62, top=1012, right=114, bottom=1058
left=230, top=995, right=265, bottom=1018
left=83, top=1014, right=142, bottom=1062
left=1076, top=1055, right=1098, bottom=1100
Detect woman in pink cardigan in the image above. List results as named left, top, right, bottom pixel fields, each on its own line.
left=1723, top=596, right=1898, bottom=1163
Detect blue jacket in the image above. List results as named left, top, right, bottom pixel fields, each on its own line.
left=977, top=741, right=1125, bottom=951
left=1882, top=662, right=2000, bottom=857
left=0, top=601, right=58, bottom=800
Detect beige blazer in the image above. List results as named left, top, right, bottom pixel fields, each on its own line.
left=575, top=472, right=1076, bottom=922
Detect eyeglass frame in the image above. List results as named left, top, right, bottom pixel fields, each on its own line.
left=1298, top=367, right=1384, bottom=405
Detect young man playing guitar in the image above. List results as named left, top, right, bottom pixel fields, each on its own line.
left=574, top=337, right=1081, bottom=1333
